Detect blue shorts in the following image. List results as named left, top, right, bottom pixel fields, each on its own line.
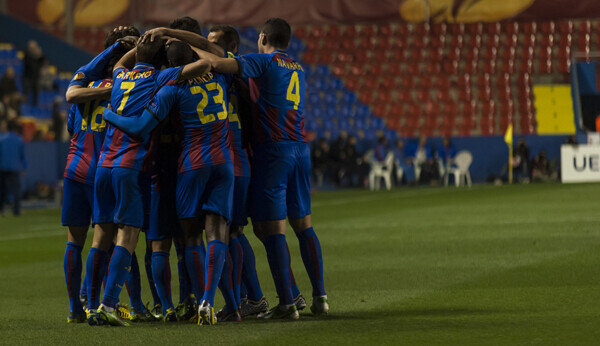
left=138, top=172, right=151, bottom=231
left=176, top=163, right=234, bottom=221
left=250, top=141, right=312, bottom=222
left=231, top=176, right=250, bottom=227
left=147, top=170, right=181, bottom=240
left=93, top=167, right=144, bottom=228
left=62, top=178, right=94, bottom=227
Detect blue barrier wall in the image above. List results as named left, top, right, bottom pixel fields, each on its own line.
left=0, top=13, right=92, bottom=72
left=22, top=135, right=576, bottom=190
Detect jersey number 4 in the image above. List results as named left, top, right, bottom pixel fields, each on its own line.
left=191, top=82, right=227, bottom=124
left=286, top=71, right=300, bottom=110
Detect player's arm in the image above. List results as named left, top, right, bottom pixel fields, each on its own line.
left=178, top=46, right=212, bottom=80
left=144, top=27, right=225, bottom=57
left=66, top=105, right=76, bottom=136
left=65, top=41, right=122, bottom=103
left=102, top=86, right=176, bottom=139
left=65, top=85, right=111, bottom=104
left=114, top=46, right=137, bottom=72
left=193, top=49, right=240, bottom=75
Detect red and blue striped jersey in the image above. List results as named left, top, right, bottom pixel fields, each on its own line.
left=235, top=50, right=306, bottom=145
left=145, top=72, right=233, bottom=173
left=227, top=80, right=251, bottom=177
left=64, top=79, right=111, bottom=185
left=98, top=63, right=182, bottom=171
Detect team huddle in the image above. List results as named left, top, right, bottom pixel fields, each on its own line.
left=61, top=17, right=328, bottom=326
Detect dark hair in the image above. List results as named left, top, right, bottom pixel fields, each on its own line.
left=209, top=25, right=240, bottom=54
left=169, top=16, right=202, bottom=35
left=103, top=26, right=141, bottom=77
left=136, top=38, right=166, bottom=67
left=7, top=119, right=20, bottom=133
left=166, top=41, right=195, bottom=67
left=104, top=26, right=141, bottom=48
left=261, top=18, right=291, bottom=49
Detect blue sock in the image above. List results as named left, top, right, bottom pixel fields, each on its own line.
left=151, top=251, right=174, bottom=314
left=229, top=237, right=242, bottom=306
left=175, top=243, right=192, bottom=303
left=64, top=242, right=83, bottom=313
left=185, top=245, right=206, bottom=302
left=286, top=242, right=301, bottom=298
left=85, top=247, right=107, bottom=310
left=238, top=234, right=263, bottom=301
left=80, top=272, right=88, bottom=303
left=201, top=240, right=228, bottom=306
left=263, top=234, right=294, bottom=306
left=103, top=243, right=115, bottom=288
left=145, top=249, right=161, bottom=307
left=296, top=227, right=326, bottom=297
left=102, top=246, right=132, bottom=309
left=240, top=282, right=248, bottom=300
left=125, top=252, right=144, bottom=312
left=218, top=251, right=238, bottom=311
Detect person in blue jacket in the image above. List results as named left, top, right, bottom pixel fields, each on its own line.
left=0, top=119, right=27, bottom=216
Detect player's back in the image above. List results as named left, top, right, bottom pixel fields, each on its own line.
left=99, top=64, right=181, bottom=170
left=227, top=87, right=250, bottom=177
left=238, top=50, right=306, bottom=145
left=64, top=79, right=111, bottom=185
left=162, top=72, right=233, bottom=173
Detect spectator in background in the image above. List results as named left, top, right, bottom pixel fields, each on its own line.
left=408, top=135, right=439, bottom=185
left=392, top=139, right=416, bottom=184
left=312, top=138, right=331, bottom=188
left=23, top=40, right=45, bottom=106
left=51, top=97, right=66, bottom=141
left=0, top=67, right=23, bottom=114
left=0, top=67, right=18, bottom=99
left=374, top=136, right=388, bottom=163
left=531, top=150, right=557, bottom=182
left=565, top=135, right=578, bottom=145
left=0, top=120, right=27, bottom=216
left=39, top=60, right=58, bottom=92
left=341, top=135, right=363, bottom=187
left=438, top=136, right=457, bottom=181
left=513, top=138, right=530, bottom=183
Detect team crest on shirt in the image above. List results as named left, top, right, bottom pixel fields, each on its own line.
left=72, top=72, right=85, bottom=81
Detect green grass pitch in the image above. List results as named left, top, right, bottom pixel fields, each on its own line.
left=1, top=183, right=600, bottom=344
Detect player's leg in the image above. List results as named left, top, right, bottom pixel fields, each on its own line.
left=177, top=168, right=210, bottom=321
left=199, top=212, right=231, bottom=324
left=91, top=168, right=144, bottom=326
left=287, top=143, right=328, bottom=315
left=180, top=217, right=205, bottom=318
left=286, top=242, right=306, bottom=310
left=173, top=233, right=195, bottom=320
left=61, top=178, right=93, bottom=322
left=198, top=164, right=236, bottom=324
left=151, top=238, right=176, bottom=321
left=85, top=167, right=116, bottom=315
left=144, top=239, right=162, bottom=314
left=251, top=144, right=298, bottom=320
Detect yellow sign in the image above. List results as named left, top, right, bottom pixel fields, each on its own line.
left=400, top=0, right=535, bottom=23
left=534, top=85, right=576, bottom=135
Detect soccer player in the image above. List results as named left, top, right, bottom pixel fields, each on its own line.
left=87, top=37, right=210, bottom=327
left=62, top=26, right=139, bottom=323
left=104, top=39, right=237, bottom=325
left=143, top=22, right=274, bottom=318
left=195, top=18, right=329, bottom=319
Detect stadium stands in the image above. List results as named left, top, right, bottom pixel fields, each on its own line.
left=1, top=19, right=596, bottom=141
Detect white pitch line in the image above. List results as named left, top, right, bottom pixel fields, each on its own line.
left=0, top=230, right=64, bottom=242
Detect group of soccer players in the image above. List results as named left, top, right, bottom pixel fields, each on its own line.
left=61, top=16, right=328, bottom=326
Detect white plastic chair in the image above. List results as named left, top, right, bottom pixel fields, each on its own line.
left=450, top=150, right=473, bottom=187
left=368, top=152, right=395, bottom=191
